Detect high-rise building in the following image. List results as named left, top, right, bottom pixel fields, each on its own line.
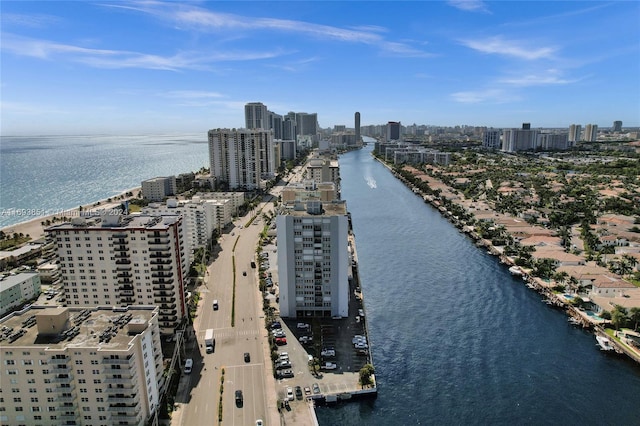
left=208, top=128, right=275, bottom=190
left=141, top=176, right=177, bottom=201
left=0, top=305, right=164, bottom=425
left=296, top=112, right=319, bottom=137
left=46, top=213, right=188, bottom=332
left=584, top=124, right=598, bottom=142
left=386, top=121, right=401, bottom=141
left=537, top=133, right=570, bottom=150
left=305, top=156, right=340, bottom=186
left=501, top=123, right=538, bottom=152
left=613, top=120, right=622, bottom=132
left=482, top=128, right=501, bottom=150
left=270, top=111, right=283, bottom=139
left=244, top=102, right=269, bottom=130
left=568, top=124, right=582, bottom=144
left=276, top=194, right=350, bottom=318
left=355, top=112, right=361, bottom=143
left=282, top=116, right=297, bottom=141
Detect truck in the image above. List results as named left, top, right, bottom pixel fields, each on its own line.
left=205, top=329, right=215, bottom=353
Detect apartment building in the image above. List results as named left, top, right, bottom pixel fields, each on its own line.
left=0, top=305, right=163, bottom=426
left=142, top=197, right=233, bottom=264
left=304, top=157, right=340, bottom=188
left=0, top=272, right=41, bottom=316
left=207, top=128, right=275, bottom=190
left=276, top=196, right=350, bottom=318
left=141, top=176, right=177, bottom=202
left=45, top=214, right=188, bottom=333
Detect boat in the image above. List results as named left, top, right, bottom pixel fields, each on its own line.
left=568, top=317, right=581, bottom=326
left=509, top=266, right=523, bottom=276
left=596, top=335, right=614, bottom=352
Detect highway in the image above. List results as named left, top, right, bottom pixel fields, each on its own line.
left=179, top=196, right=278, bottom=426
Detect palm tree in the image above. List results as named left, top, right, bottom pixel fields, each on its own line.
left=630, top=307, right=640, bottom=332
left=554, top=271, right=569, bottom=288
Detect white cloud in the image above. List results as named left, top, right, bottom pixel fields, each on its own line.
left=447, top=0, right=490, bottom=13
left=460, top=36, right=556, bottom=60
left=450, top=89, right=508, bottom=104
left=499, top=71, right=577, bottom=87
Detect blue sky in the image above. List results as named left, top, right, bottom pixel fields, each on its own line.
left=1, top=1, right=639, bottom=135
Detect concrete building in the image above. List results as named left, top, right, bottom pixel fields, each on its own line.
left=305, top=157, right=340, bottom=187
left=142, top=197, right=233, bottom=264
left=482, top=128, right=501, bottom=149
left=386, top=121, right=401, bottom=141
left=277, top=139, right=297, bottom=161
left=276, top=197, right=350, bottom=318
left=613, top=120, right=622, bottom=132
left=207, top=128, right=275, bottom=190
left=192, top=192, right=245, bottom=218
left=0, top=272, right=41, bottom=316
left=537, top=132, right=570, bottom=150
left=244, top=102, right=269, bottom=130
left=502, top=124, right=538, bottom=152
left=296, top=112, right=319, bottom=137
left=584, top=124, right=599, bottom=142
left=45, top=214, right=188, bottom=333
left=569, top=124, right=582, bottom=144
left=141, top=176, right=177, bottom=202
left=0, top=305, right=164, bottom=426
left=282, top=116, right=297, bottom=141
left=355, top=112, right=361, bottom=144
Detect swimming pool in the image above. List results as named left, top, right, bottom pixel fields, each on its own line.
left=563, top=294, right=575, bottom=300
left=586, top=311, right=604, bottom=321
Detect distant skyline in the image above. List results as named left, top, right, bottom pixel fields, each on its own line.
left=1, top=1, right=639, bottom=135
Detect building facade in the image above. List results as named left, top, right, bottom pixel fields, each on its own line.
left=207, top=128, right=275, bottom=190
left=584, top=124, right=598, bottom=142
left=502, top=124, right=538, bottom=152
left=386, top=121, right=401, bottom=141
left=244, top=102, right=269, bottom=130
left=569, top=124, right=582, bottom=144
left=0, top=272, right=41, bottom=316
left=482, top=128, right=501, bottom=149
left=141, top=177, right=177, bottom=202
left=46, top=214, right=188, bottom=333
left=276, top=200, right=350, bottom=318
left=0, top=305, right=164, bottom=426
left=355, top=112, right=361, bottom=144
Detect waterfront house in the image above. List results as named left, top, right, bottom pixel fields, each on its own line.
left=531, top=247, right=585, bottom=267
left=590, top=274, right=636, bottom=298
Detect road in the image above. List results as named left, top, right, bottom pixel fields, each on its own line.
left=179, top=197, right=277, bottom=426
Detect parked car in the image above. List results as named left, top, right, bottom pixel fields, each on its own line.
left=270, top=321, right=281, bottom=329
left=278, top=352, right=289, bottom=361
left=286, top=387, right=294, bottom=401
left=321, top=348, right=335, bottom=357
left=275, top=337, right=287, bottom=345
left=322, top=362, right=337, bottom=370
left=235, top=390, right=243, bottom=407
left=297, top=322, right=310, bottom=329
left=304, top=386, right=311, bottom=396
left=312, top=383, right=321, bottom=394
left=242, top=271, right=247, bottom=276
left=277, top=369, right=294, bottom=379
left=244, top=352, right=250, bottom=363
left=272, top=329, right=286, bottom=338
left=276, top=361, right=292, bottom=370
left=295, top=386, right=303, bottom=400
left=299, top=335, right=313, bottom=344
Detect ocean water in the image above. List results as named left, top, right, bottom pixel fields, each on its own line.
left=315, top=143, right=640, bottom=425
left=0, top=134, right=208, bottom=228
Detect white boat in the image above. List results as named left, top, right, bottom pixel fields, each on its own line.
left=596, top=335, right=614, bottom=351
left=509, top=266, right=523, bottom=276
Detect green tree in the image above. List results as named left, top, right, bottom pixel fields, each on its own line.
left=611, top=305, right=629, bottom=330
left=629, top=307, right=640, bottom=332
left=359, top=364, right=375, bottom=387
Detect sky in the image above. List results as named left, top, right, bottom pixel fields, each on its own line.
left=1, top=1, right=639, bottom=135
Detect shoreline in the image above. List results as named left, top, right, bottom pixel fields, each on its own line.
left=0, top=186, right=141, bottom=241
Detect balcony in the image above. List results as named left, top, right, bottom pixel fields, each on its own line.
left=107, top=396, right=136, bottom=403
left=54, top=383, right=75, bottom=392
left=52, top=375, right=73, bottom=383
left=150, top=232, right=169, bottom=238
left=113, top=245, right=128, bottom=252
left=160, top=309, right=178, bottom=316
left=150, top=258, right=171, bottom=265
left=148, top=239, right=170, bottom=245
left=51, top=366, right=70, bottom=374
left=118, top=284, right=134, bottom=291
left=50, top=357, right=69, bottom=364
left=110, top=413, right=142, bottom=423
left=148, top=245, right=170, bottom=251
left=114, top=253, right=130, bottom=259
left=119, top=290, right=134, bottom=296
left=115, top=259, right=131, bottom=265
left=102, top=357, right=133, bottom=365
left=150, top=252, right=171, bottom=258
left=160, top=303, right=176, bottom=310
left=120, top=297, right=136, bottom=304
left=112, top=233, right=127, bottom=238
left=59, top=413, right=80, bottom=421
left=56, top=395, right=77, bottom=403
left=151, top=272, right=173, bottom=278
left=117, top=272, right=133, bottom=278
left=117, top=278, right=133, bottom=285
left=114, top=239, right=129, bottom=245
left=159, top=314, right=178, bottom=322
left=105, top=383, right=138, bottom=394
left=157, top=297, right=176, bottom=304
left=108, top=404, right=141, bottom=414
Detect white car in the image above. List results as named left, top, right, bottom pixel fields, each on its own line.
left=352, top=335, right=366, bottom=344
left=321, top=348, right=335, bottom=357
left=297, top=322, right=310, bottom=329
left=286, top=386, right=294, bottom=401
left=322, top=362, right=337, bottom=370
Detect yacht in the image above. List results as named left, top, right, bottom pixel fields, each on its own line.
left=509, top=265, right=523, bottom=276
left=596, top=335, right=614, bottom=351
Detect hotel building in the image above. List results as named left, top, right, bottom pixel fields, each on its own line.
left=141, top=177, right=177, bottom=202
left=0, top=305, right=163, bottom=426
left=45, top=214, right=188, bottom=333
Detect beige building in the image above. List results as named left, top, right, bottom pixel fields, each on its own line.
left=0, top=305, right=163, bottom=426
left=0, top=272, right=41, bottom=316
left=45, top=214, right=188, bottom=333
left=141, top=176, right=177, bottom=202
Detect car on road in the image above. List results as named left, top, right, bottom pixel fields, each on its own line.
left=286, top=387, right=294, bottom=401
left=235, top=390, right=243, bottom=407
left=295, top=386, right=303, bottom=400
left=312, top=383, right=321, bottom=394
left=244, top=352, right=250, bottom=363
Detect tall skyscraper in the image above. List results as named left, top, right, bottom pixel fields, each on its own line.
left=502, top=123, right=538, bottom=152
left=296, top=112, right=319, bottom=136
left=46, top=213, right=188, bottom=332
left=569, top=124, right=582, bottom=144
left=584, top=124, right=598, bottom=142
left=208, top=128, right=275, bottom=190
left=244, top=102, right=269, bottom=130
left=613, top=120, right=622, bottom=132
left=355, top=112, right=361, bottom=143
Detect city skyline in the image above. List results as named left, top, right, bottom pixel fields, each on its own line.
left=1, top=1, right=639, bottom=135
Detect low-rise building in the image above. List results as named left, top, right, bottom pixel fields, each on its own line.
left=0, top=272, right=41, bottom=316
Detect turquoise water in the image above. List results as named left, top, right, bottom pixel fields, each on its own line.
left=0, top=134, right=208, bottom=228
left=586, top=311, right=605, bottom=321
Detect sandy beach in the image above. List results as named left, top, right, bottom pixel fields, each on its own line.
left=0, top=186, right=141, bottom=241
